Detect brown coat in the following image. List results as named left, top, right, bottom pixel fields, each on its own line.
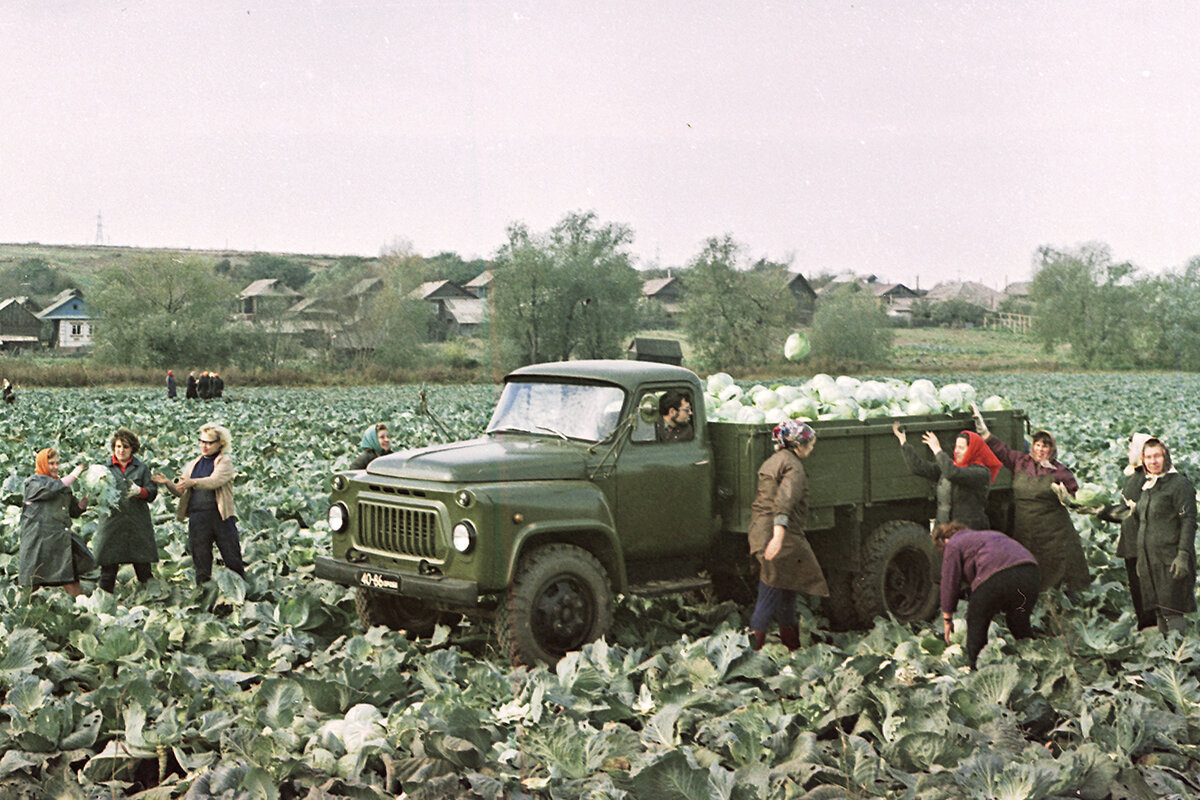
left=162, top=452, right=238, bottom=522
left=747, top=448, right=829, bottom=596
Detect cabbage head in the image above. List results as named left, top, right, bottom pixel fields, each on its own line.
left=784, top=332, right=811, bottom=361
left=706, top=372, right=735, bottom=394
left=981, top=395, right=1012, bottom=411
left=1074, top=482, right=1112, bottom=507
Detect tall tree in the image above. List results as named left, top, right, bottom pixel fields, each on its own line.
left=1030, top=243, right=1144, bottom=368
left=808, top=287, right=894, bottom=367
left=679, top=235, right=790, bottom=370
left=92, top=256, right=235, bottom=368
left=1141, top=258, right=1200, bottom=369
left=490, top=211, right=641, bottom=367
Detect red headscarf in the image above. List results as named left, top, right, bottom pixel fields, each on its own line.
left=955, top=431, right=1003, bottom=483
left=35, top=448, right=57, bottom=476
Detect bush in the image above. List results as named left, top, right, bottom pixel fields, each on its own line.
left=808, top=290, right=893, bottom=369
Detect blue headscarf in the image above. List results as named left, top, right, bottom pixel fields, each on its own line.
left=359, top=423, right=388, bottom=455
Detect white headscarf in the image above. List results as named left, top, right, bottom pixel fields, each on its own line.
left=1125, top=432, right=1152, bottom=476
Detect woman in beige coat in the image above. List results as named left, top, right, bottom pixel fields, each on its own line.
left=747, top=420, right=829, bottom=651
left=153, top=422, right=246, bottom=584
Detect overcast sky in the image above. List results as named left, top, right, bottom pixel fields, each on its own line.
left=3, top=1, right=1199, bottom=289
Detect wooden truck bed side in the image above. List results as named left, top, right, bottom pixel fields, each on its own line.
left=711, top=409, right=1028, bottom=535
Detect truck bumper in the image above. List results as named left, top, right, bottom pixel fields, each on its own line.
left=314, top=556, right=479, bottom=606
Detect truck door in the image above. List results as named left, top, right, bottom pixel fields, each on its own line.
left=613, top=386, right=714, bottom=559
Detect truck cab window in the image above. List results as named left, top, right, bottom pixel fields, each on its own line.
left=633, top=388, right=694, bottom=443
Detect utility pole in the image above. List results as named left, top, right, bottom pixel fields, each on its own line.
left=94, top=211, right=104, bottom=245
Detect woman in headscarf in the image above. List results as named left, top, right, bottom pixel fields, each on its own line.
left=893, top=422, right=1000, bottom=531
left=19, top=448, right=94, bottom=596
left=1132, top=437, right=1196, bottom=635
left=747, top=420, right=829, bottom=652
left=94, top=428, right=159, bottom=593
left=349, top=422, right=393, bottom=471
left=971, top=406, right=1089, bottom=593
left=1092, top=433, right=1155, bottom=628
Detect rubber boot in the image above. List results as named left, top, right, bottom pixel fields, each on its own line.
left=779, top=626, right=801, bottom=652
left=750, top=630, right=767, bottom=651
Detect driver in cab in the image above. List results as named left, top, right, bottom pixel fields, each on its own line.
left=656, top=389, right=694, bottom=443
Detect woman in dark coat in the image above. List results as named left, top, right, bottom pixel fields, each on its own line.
left=185, top=370, right=198, bottom=400
left=19, top=448, right=93, bottom=596
left=1133, top=437, right=1196, bottom=635
left=935, top=522, right=1040, bottom=669
left=1093, top=433, right=1155, bottom=629
left=972, top=407, right=1089, bottom=593
left=747, top=420, right=829, bottom=652
left=349, top=422, right=393, bottom=471
left=893, top=423, right=1000, bottom=531
left=166, top=370, right=177, bottom=399
left=94, top=428, right=159, bottom=592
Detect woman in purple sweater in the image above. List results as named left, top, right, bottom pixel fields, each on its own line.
left=935, top=522, right=1040, bottom=668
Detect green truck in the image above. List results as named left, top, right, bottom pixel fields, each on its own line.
left=315, top=360, right=1027, bottom=663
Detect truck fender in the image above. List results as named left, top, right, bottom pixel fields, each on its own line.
left=506, top=521, right=627, bottom=594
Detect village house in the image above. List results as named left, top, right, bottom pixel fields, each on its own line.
left=36, top=289, right=96, bottom=350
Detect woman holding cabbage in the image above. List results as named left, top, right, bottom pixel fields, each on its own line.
left=1090, top=433, right=1156, bottom=629
left=19, top=448, right=93, bottom=596
left=971, top=407, right=1089, bottom=593
left=892, top=423, right=998, bottom=531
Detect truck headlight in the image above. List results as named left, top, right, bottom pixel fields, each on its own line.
left=328, top=502, right=349, bottom=533
left=331, top=474, right=347, bottom=491
left=452, top=520, right=476, bottom=554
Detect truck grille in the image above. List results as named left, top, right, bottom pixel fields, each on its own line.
left=358, top=501, right=442, bottom=559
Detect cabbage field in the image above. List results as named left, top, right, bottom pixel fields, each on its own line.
left=1, top=374, right=1200, bottom=799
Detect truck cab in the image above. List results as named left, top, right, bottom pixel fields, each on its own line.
left=316, top=360, right=717, bottom=664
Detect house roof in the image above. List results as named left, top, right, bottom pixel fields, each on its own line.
left=785, top=272, right=816, bottom=298
left=348, top=277, right=384, bottom=297
left=443, top=297, right=486, bottom=325
left=464, top=270, right=494, bottom=289
left=0, top=297, right=37, bottom=315
left=288, top=297, right=337, bottom=318
left=1005, top=281, right=1032, bottom=297
left=239, top=278, right=302, bottom=299
left=642, top=277, right=678, bottom=297
left=870, top=283, right=918, bottom=298
left=36, top=290, right=92, bottom=320
left=924, top=281, right=1005, bottom=308
left=409, top=280, right=475, bottom=300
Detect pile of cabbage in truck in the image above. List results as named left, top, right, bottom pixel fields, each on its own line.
left=704, top=372, right=1013, bottom=425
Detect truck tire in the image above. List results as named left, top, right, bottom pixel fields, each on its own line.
left=355, top=588, right=439, bottom=638
left=853, top=520, right=938, bottom=624
left=499, top=543, right=614, bottom=665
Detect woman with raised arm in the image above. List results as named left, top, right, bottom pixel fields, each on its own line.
left=971, top=406, right=1089, bottom=593
left=893, top=422, right=999, bottom=531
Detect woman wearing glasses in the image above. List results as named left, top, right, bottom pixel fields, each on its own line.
left=152, top=422, right=247, bottom=585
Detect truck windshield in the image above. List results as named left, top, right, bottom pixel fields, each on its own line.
left=488, top=380, right=626, bottom=442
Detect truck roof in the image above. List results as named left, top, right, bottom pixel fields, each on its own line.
left=506, top=359, right=701, bottom=389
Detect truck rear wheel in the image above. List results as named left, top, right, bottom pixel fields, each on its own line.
left=355, top=588, right=439, bottom=638
left=854, top=520, right=938, bottom=624
left=500, top=543, right=613, bottom=665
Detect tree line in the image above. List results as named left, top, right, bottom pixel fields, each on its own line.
left=1030, top=242, right=1200, bottom=369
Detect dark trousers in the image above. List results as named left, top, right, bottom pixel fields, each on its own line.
left=1125, top=557, right=1156, bottom=630
left=188, top=509, right=246, bottom=583
left=750, top=581, right=797, bottom=631
left=98, top=562, right=152, bottom=592
left=966, top=563, right=1040, bottom=668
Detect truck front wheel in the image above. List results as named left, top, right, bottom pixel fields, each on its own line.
left=501, top=544, right=614, bottom=665
left=854, top=520, right=939, bottom=624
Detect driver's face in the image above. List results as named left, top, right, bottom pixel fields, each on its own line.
left=671, top=400, right=692, bottom=425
